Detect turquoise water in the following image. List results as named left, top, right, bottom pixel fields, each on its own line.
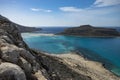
left=22, top=33, right=120, bottom=76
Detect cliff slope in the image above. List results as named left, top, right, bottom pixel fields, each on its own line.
left=0, top=15, right=41, bottom=33
left=17, top=25, right=41, bottom=33
left=0, top=15, right=92, bottom=80
left=0, top=15, right=119, bottom=80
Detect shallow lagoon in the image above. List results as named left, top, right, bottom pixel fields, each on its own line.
left=22, top=33, right=120, bottom=76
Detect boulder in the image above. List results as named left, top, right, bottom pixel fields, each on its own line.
left=0, top=43, right=20, bottom=63
left=0, top=62, right=26, bottom=80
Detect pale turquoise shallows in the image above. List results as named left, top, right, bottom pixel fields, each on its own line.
left=22, top=33, right=120, bottom=76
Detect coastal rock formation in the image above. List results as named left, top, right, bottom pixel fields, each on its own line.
left=59, top=25, right=120, bottom=36
left=32, top=50, right=120, bottom=80
left=0, top=15, right=41, bottom=33
left=0, top=15, right=120, bottom=80
left=0, top=63, right=26, bottom=80
left=0, top=15, right=49, bottom=80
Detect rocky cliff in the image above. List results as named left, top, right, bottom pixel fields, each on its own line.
left=0, top=15, right=41, bottom=33
left=0, top=15, right=120, bottom=80
left=59, top=25, right=120, bottom=37
left=0, top=15, right=50, bottom=80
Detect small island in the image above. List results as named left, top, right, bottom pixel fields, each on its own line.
left=59, top=25, right=120, bottom=37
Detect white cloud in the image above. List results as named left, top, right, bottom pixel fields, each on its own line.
left=94, top=0, right=120, bottom=7
left=1, top=4, right=120, bottom=27
left=45, top=10, right=52, bottom=12
left=31, top=8, right=40, bottom=11
left=30, top=8, right=52, bottom=12
left=60, top=7, right=83, bottom=12
left=61, top=7, right=120, bottom=26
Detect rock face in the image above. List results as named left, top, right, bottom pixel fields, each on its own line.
left=0, top=63, right=26, bottom=80
left=59, top=25, right=120, bottom=37
left=0, top=15, right=49, bottom=80
left=0, top=15, right=41, bottom=33
left=0, top=15, right=120, bottom=80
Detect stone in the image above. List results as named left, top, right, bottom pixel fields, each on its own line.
left=1, top=35, right=13, bottom=44
left=0, top=44, right=20, bottom=63
left=34, top=70, right=47, bottom=80
left=19, top=57, right=32, bottom=73
left=0, top=62, right=26, bottom=80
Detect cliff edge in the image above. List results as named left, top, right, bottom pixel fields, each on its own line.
left=0, top=15, right=119, bottom=80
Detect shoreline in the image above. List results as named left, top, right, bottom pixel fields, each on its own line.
left=22, top=32, right=120, bottom=78
left=21, top=32, right=120, bottom=38
left=33, top=49, right=120, bottom=80
left=57, top=34, right=120, bottom=38
left=22, top=33, right=120, bottom=77
left=22, top=33, right=55, bottom=37
left=22, top=32, right=120, bottom=38
left=55, top=53, right=120, bottom=78
left=58, top=52, right=120, bottom=77
left=23, top=33, right=120, bottom=77
left=1, top=14, right=119, bottom=80
left=52, top=52, right=120, bottom=77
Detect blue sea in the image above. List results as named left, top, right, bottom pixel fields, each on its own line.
left=22, top=27, right=120, bottom=76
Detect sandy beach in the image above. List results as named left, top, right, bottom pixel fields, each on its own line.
left=41, top=52, right=120, bottom=80
left=22, top=33, right=55, bottom=37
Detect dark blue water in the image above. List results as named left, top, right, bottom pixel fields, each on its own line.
left=21, top=27, right=120, bottom=76
left=35, top=27, right=69, bottom=34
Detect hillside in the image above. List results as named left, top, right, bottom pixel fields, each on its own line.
left=0, top=15, right=119, bottom=80
left=59, top=25, right=120, bottom=37
left=0, top=15, right=41, bottom=33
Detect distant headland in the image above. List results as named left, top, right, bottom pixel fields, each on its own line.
left=0, top=15, right=41, bottom=33
left=59, top=25, right=120, bottom=37
left=17, top=25, right=41, bottom=33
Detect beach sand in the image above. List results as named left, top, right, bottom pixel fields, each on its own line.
left=30, top=48, right=120, bottom=80
left=55, top=53, right=120, bottom=80
left=22, top=33, right=55, bottom=37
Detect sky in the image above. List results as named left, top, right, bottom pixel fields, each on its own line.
left=0, top=0, right=120, bottom=27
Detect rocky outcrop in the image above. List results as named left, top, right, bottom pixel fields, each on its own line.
left=59, top=25, right=120, bottom=37
left=0, top=15, right=120, bottom=80
left=0, top=63, right=26, bottom=80
left=0, top=15, right=49, bottom=80
left=0, top=15, right=41, bottom=33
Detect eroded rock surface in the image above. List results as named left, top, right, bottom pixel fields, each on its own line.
left=0, top=62, right=26, bottom=80
left=0, top=15, right=49, bottom=80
